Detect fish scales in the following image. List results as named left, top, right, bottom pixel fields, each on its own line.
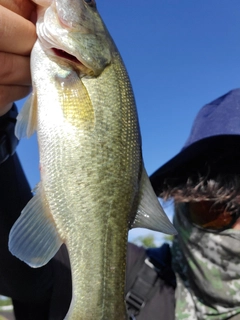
left=39, top=48, right=141, bottom=318
left=9, top=1, right=176, bottom=319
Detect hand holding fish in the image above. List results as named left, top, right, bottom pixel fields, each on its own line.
left=0, top=0, right=37, bottom=115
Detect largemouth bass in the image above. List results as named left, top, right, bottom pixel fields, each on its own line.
left=9, top=0, right=176, bottom=319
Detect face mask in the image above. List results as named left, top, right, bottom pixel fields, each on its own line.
left=172, top=203, right=240, bottom=320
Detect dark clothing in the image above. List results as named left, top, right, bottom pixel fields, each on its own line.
left=126, top=243, right=175, bottom=320
left=0, top=154, right=51, bottom=302
left=0, top=154, right=72, bottom=319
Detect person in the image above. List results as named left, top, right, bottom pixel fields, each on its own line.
left=2, top=2, right=240, bottom=320
left=125, top=88, right=240, bottom=320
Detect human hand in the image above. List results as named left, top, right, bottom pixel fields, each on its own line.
left=0, top=0, right=37, bottom=116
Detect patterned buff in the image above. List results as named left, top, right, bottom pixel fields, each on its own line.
left=172, top=203, right=240, bottom=320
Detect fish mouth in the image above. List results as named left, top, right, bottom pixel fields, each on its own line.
left=52, top=48, right=82, bottom=64
left=51, top=48, right=93, bottom=75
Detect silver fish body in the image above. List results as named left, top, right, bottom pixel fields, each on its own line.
left=9, top=1, right=176, bottom=319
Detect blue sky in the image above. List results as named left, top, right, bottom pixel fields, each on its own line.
left=16, top=1, right=240, bottom=245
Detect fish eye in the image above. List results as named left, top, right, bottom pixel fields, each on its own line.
left=84, top=0, right=96, bottom=7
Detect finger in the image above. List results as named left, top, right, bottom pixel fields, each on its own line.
left=0, top=85, right=32, bottom=116
left=0, top=0, right=36, bottom=20
left=0, top=5, right=36, bottom=56
left=0, top=53, right=31, bottom=86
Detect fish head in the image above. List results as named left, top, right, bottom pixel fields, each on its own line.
left=35, top=0, right=113, bottom=76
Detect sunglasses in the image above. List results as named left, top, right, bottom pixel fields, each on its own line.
left=187, top=202, right=240, bottom=232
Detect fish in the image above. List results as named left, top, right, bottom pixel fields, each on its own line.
left=9, top=0, right=176, bottom=319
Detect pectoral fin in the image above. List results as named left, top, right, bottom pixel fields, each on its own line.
left=9, top=182, right=63, bottom=268
left=132, top=167, right=177, bottom=235
left=15, top=91, right=38, bottom=139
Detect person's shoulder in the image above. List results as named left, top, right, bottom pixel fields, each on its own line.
left=127, top=242, right=146, bottom=268
left=127, top=242, right=146, bottom=256
left=126, top=243, right=176, bottom=320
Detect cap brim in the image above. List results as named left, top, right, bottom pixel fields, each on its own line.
left=150, top=135, right=240, bottom=196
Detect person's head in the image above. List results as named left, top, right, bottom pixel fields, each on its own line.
left=150, top=88, right=240, bottom=231
left=152, top=89, right=240, bottom=317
